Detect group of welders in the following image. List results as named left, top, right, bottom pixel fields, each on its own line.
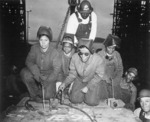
left=20, top=0, right=150, bottom=121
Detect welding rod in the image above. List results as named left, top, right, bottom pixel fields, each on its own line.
left=42, top=85, right=46, bottom=110
left=111, top=78, right=115, bottom=98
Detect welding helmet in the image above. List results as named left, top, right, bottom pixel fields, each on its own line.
left=78, top=0, right=93, bottom=14
left=37, top=26, right=53, bottom=41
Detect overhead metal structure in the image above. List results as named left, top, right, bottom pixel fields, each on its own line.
left=112, top=0, right=150, bottom=88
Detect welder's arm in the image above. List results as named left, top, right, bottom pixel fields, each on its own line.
left=130, top=83, right=137, bottom=105
left=113, top=52, right=123, bottom=80
left=87, top=58, right=104, bottom=88
left=66, top=13, right=78, bottom=36
left=25, top=46, right=40, bottom=81
left=63, top=55, right=77, bottom=87
left=66, top=13, right=79, bottom=45
left=46, top=51, right=61, bottom=83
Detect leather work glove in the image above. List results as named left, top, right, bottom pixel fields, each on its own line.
left=81, top=86, right=88, bottom=93
left=39, top=76, right=47, bottom=87
left=58, top=83, right=66, bottom=91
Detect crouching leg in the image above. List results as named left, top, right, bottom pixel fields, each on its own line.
left=69, top=79, right=85, bottom=104
left=44, top=82, right=56, bottom=100
left=20, top=68, right=42, bottom=99
left=85, top=81, right=108, bottom=106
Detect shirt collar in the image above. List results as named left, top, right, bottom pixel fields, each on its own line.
left=64, top=52, right=72, bottom=57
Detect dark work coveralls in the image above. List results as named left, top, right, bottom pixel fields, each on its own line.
left=20, top=43, right=61, bottom=100
left=75, top=12, right=92, bottom=42
left=64, top=53, right=105, bottom=106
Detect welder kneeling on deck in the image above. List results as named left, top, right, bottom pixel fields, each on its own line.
left=20, top=26, right=61, bottom=102
left=59, top=38, right=105, bottom=106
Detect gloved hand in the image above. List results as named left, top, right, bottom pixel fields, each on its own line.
left=40, top=79, right=49, bottom=88
left=81, top=86, right=88, bottom=93
left=39, top=74, right=48, bottom=86
left=39, top=78, right=44, bottom=86
left=34, top=75, right=40, bottom=82
left=106, top=77, right=112, bottom=84
left=58, top=83, right=66, bottom=91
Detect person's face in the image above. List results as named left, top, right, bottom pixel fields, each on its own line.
left=63, top=42, right=72, bottom=54
left=78, top=47, right=91, bottom=63
left=126, top=72, right=136, bottom=83
left=80, top=12, right=90, bottom=19
left=140, top=97, right=150, bottom=113
left=106, top=46, right=116, bottom=55
left=39, top=35, right=50, bottom=50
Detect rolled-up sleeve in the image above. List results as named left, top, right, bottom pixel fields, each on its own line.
left=66, top=13, right=78, bottom=35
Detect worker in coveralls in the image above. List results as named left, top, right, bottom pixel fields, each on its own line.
left=134, top=89, right=150, bottom=122
left=97, top=34, right=123, bottom=99
left=20, top=26, right=61, bottom=102
left=66, top=0, right=97, bottom=46
left=56, top=33, right=75, bottom=95
left=120, top=68, right=138, bottom=111
left=59, top=39, right=105, bottom=106
left=57, top=33, right=75, bottom=82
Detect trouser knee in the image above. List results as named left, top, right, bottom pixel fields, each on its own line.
left=69, top=79, right=85, bottom=104
left=20, top=68, right=33, bottom=83
left=84, top=83, right=101, bottom=106
left=69, top=91, right=84, bottom=104
left=84, top=97, right=99, bottom=106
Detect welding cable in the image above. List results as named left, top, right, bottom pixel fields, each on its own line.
left=61, top=102, right=97, bottom=122
left=56, top=89, right=97, bottom=122
left=24, top=90, right=97, bottom=122
left=25, top=99, right=36, bottom=111
left=42, top=85, right=46, bottom=110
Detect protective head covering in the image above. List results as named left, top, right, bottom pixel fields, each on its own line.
left=78, top=38, right=93, bottom=53
left=78, top=0, right=93, bottom=14
left=104, top=34, right=121, bottom=48
left=62, top=33, right=74, bottom=45
left=139, top=89, right=150, bottom=98
left=37, top=26, right=53, bottom=41
left=127, top=68, right=138, bottom=76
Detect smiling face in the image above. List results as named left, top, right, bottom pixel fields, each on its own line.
left=63, top=42, right=72, bottom=54
left=126, top=72, right=136, bottom=83
left=106, top=45, right=116, bottom=55
left=39, top=35, right=50, bottom=51
left=140, top=97, right=150, bottom=113
left=80, top=12, right=90, bottom=19
left=78, top=47, right=91, bottom=63
left=79, top=2, right=91, bottom=19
